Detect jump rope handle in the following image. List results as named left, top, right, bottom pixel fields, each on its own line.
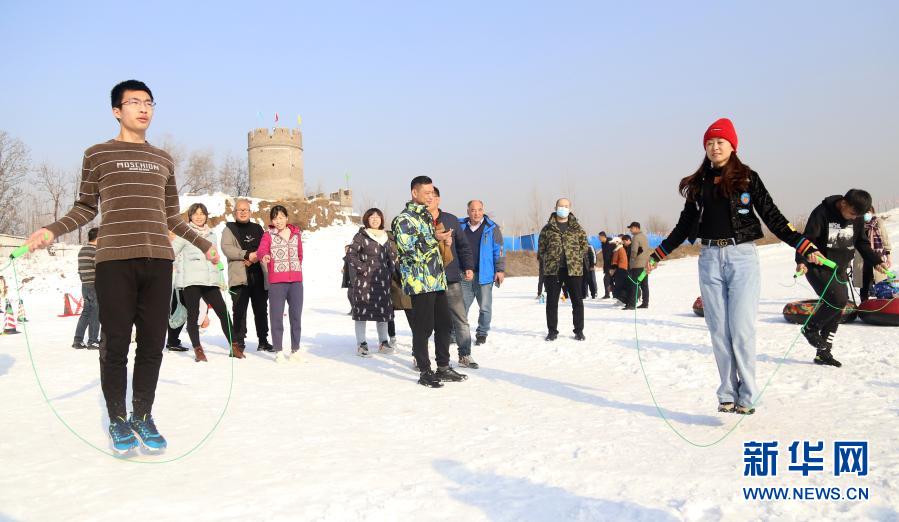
left=637, top=258, right=656, bottom=283
left=208, top=248, right=225, bottom=271
left=10, top=232, right=51, bottom=259
left=794, top=257, right=838, bottom=278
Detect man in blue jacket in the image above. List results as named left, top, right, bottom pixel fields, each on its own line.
left=459, top=200, right=505, bottom=345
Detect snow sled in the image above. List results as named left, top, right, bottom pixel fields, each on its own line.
left=857, top=299, right=899, bottom=327
left=692, top=296, right=704, bottom=317
left=782, top=299, right=857, bottom=325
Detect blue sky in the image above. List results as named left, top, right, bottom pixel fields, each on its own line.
left=2, top=1, right=898, bottom=234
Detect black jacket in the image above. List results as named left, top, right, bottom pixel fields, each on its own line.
left=651, top=168, right=817, bottom=262
left=600, top=241, right=614, bottom=269
left=436, top=209, right=474, bottom=283
left=796, top=195, right=882, bottom=270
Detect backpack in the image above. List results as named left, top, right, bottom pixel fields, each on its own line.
left=168, top=289, right=187, bottom=329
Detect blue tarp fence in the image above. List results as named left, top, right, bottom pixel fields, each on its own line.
left=503, top=232, right=667, bottom=253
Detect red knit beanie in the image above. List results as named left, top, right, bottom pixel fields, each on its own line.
left=703, top=118, right=738, bottom=151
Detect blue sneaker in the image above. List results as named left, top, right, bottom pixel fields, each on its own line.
left=108, top=416, right=138, bottom=454
left=128, top=413, right=168, bottom=451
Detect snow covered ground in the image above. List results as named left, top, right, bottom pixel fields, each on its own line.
left=1, top=216, right=897, bottom=522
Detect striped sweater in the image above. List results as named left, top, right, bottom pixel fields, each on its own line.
left=45, top=140, right=211, bottom=263
left=78, top=244, right=97, bottom=284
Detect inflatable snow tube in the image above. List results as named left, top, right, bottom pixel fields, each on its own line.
left=692, top=296, right=704, bottom=317
left=858, top=298, right=899, bottom=326
left=782, top=299, right=857, bottom=325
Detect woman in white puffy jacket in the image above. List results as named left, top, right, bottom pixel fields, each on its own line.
left=173, top=203, right=240, bottom=362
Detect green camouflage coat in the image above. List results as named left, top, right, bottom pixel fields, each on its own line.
left=538, top=212, right=589, bottom=276
left=391, top=201, right=447, bottom=295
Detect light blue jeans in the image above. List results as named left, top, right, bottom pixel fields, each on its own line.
left=461, top=275, right=493, bottom=337
left=698, top=243, right=760, bottom=407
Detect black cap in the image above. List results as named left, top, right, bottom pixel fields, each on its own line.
left=628, top=221, right=641, bottom=229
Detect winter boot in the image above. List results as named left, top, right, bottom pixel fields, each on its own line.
left=735, top=405, right=756, bottom=415
left=108, top=416, right=138, bottom=454
left=193, top=346, right=208, bottom=362
left=128, top=413, right=167, bottom=451
left=377, top=341, right=395, bottom=354
left=230, top=342, right=246, bottom=359
left=459, top=355, right=479, bottom=369
left=801, top=327, right=827, bottom=349
left=418, top=370, right=444, bottom=388
left=545, top=332, right=558, bottom=341
left=436, top=366, right=468, bottom=382
left=357, top=342, right=372, bottom=357
left=814, top=349, right=842, bottom=367
left=717, top=402, right=735, bottom=413
left=475, top=335, right=487, bottom=346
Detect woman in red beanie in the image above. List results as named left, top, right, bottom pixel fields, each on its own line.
left=645, top=118, right=825, bottom=415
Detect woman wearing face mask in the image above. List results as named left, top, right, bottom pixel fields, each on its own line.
left=645, top=118, right=823, bottom=415
left=258, top=205, right=304, bottom=364
left=172, top=203, right=236, bottom=363
left=859, top=207, right=893, bottom=302
left=537, top=198, right=589, bottom=341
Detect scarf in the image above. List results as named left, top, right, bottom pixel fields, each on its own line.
left=188, top=222, right=211, bottom=238
left=365, top=228, right=388, bottom=246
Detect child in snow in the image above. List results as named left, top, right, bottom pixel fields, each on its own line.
left=257, top=205, right=304, bottom=363
left=796, top=189, right=888, bottom=367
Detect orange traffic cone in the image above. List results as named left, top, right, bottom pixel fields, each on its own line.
left=4, top=301, right=18, bottom=334
left=58, top=293, right=83, bottom=317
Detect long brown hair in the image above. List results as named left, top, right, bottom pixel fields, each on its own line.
left=678, top=153, right=752, bottom=202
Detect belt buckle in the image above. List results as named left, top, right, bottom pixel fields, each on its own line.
left=716, top=239, right=729, bottom=248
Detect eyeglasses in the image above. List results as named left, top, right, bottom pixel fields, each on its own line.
left=120, top=98, right=156, bottom=108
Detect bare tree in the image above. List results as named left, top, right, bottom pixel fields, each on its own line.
left=528, top=184, right=545, bottom=233
left=218, top=153, right=249, bottom=196
left=157, top=134, right=186, bottom=175
left=180, top=149, right=217, bottom=195
left=36, top=163, right=68, bottom=227
left=0, top=131, right=32, bottom=234
left=644, top=214, right=670, bottom=235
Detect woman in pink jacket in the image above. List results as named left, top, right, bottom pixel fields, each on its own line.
left=257, top=205, right=303, bottom=363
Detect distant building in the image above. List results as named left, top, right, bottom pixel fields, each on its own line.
left=247, top=127, right=304, bottom=199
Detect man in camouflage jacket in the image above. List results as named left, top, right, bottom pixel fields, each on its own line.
left=538, top=198, right=589, bottom=341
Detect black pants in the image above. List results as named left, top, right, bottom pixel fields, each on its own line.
left=95, top=258, right=172, bottom=420
left=860, top=262, right=875, bottom=301
left=602, top=268, right=613, bottom=297
left=230, top=276, right=269, bottom=344
left=387, top=309, right=415, bottom=337
left=167, top=289, right=185, bottom=346
left=410, top=292, right=451, bottom=372
left=582, top=270, right=598, bottom=298
left=544, top=271, right=584, bottom=335
left=183, top=285, right=231, bottom=348
left=627, top=268, right=649, bottom=307
left=806, top=266, right=848, bottom=341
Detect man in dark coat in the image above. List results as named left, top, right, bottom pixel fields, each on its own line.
left=429, top=187, right=478, bottom=368
left=598, top=231, right=615, bottom=299
left=796, top=189, right=888, bottom=367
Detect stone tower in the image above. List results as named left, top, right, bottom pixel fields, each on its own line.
left=247, top=128, right=304, bottom=200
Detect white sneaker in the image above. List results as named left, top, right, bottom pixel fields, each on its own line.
left=275, top=351, right=290, bottom=364
left=289, top=349, right=302, bottom=363
left=388, top=336, right=397, bottom=348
